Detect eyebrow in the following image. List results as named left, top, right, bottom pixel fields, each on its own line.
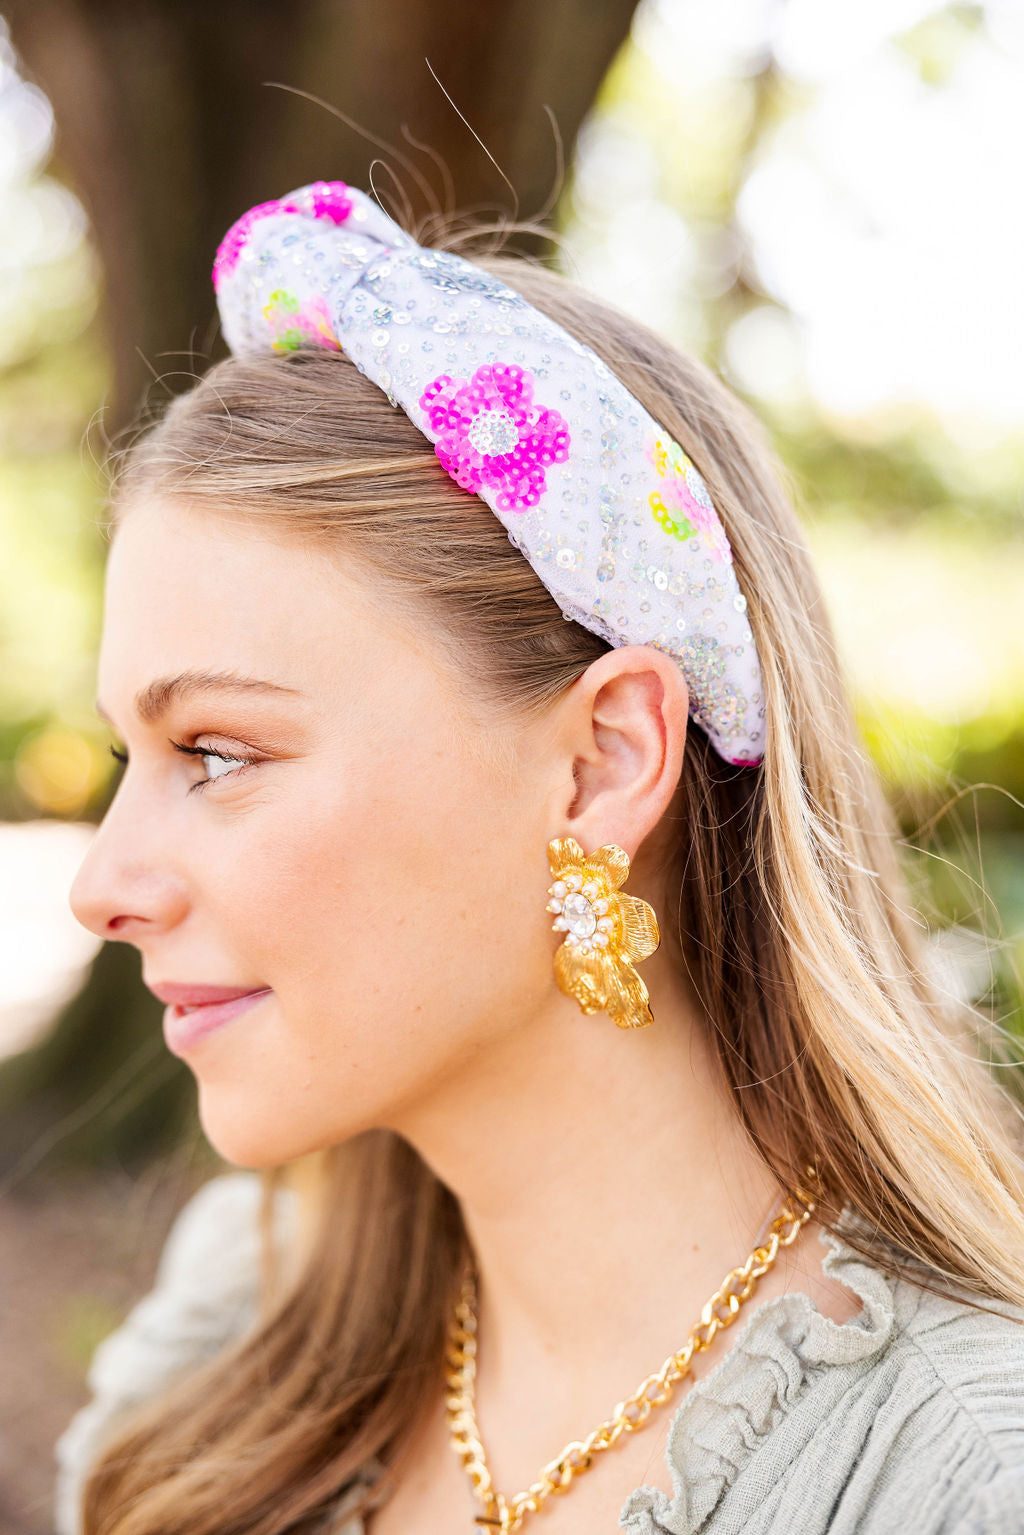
left=96, top=670, right=303, bottom=727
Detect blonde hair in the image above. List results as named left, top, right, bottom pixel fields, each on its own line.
left=80, top=250, right=1024, bottom=1535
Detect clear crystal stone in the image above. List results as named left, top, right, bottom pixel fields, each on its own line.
left=562, top=892, right=597, bottom=938
left=468, top=407, right=520, bottom=456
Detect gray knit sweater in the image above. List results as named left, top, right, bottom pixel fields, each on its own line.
left=54, top=1173, right=1024, bottom=1535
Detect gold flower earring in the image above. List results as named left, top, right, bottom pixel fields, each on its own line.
left=545, top=836, right=661, bottom=1029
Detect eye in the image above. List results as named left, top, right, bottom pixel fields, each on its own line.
left=202, top=751, right=247, bottom=780
left=170, top=740, right=260, bottom=791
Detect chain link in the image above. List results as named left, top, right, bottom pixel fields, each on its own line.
left=445, top=1171, right=819, bottom=1532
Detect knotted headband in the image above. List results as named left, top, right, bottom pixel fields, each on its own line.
left=212, top=180, right=766, bottom=766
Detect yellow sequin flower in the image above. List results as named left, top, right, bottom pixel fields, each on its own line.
left=546, top=837, right=661, bottom=1029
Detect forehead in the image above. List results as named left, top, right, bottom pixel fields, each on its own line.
left=97, top=498, right=419, bottom=711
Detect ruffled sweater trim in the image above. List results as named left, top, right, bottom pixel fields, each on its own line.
left=617, top=1207, right=902, bottom=1534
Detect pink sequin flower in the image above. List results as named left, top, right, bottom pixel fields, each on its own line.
left=419, top=363, right=571, bottom=512
left=648, top=437, right=732, bottom=564
left=212, top=182, right=353, bottom=289
left=307, top=180, right=354, bottom=225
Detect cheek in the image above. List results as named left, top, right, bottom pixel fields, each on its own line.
left=211, top=746, right=553, bottom=1088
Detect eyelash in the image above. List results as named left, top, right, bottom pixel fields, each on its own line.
left=108, top=741, right=259, bottom=793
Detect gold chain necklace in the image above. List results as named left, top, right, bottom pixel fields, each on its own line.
left=444, top=1178, right=818, bottom=1533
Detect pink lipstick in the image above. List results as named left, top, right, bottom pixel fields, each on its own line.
left=149, top=982, right=272, bottom=1056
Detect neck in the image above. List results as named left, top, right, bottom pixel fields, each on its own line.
left=388, top=938, right=794, bottom=1433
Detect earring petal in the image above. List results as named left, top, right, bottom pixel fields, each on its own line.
left=603, top=954, right=655, bottom=1029
left=547, top=836, right=660, bottom=1029
left=616, top=893, right=661, bottom=963
left=554, top=938, right=608, bottom=1014
left=548, top=836, right=588, bottom=879
left=582, top=843, right=632, bottom=892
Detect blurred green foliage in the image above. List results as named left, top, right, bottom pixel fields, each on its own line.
left=0, top=335, right=111, bottom=820
left=49, top=1291, right=128, bottom=1373
left=557, top=0, right=1024, bottom=1035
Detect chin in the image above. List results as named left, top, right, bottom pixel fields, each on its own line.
left=195, top=1084, right=381, bottom=1169
left=194, top=1092, right=322, bottom=1170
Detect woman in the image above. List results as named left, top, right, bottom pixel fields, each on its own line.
left=56, top=181, right=1024, bottom=1535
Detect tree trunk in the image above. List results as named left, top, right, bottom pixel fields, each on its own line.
left=6, top=0, right=640, bottom=426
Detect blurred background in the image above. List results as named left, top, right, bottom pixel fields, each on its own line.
left=0, top=1, right=1021, bottom=1529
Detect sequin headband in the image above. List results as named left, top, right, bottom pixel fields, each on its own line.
left=212, top=180, right=766, bottom=766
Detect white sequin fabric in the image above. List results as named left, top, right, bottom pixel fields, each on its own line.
left=213, top=181, right=766, bottom=765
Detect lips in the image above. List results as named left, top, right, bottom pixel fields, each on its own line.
left=152, top=982, right=274, bottom=1055
left=148, top=981, right=271, bottom=1009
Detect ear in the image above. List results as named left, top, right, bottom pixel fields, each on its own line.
left=547, top=646, right=689, bottom=862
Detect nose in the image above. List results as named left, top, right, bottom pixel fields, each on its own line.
left=70, top=792, right=190, bottom=943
